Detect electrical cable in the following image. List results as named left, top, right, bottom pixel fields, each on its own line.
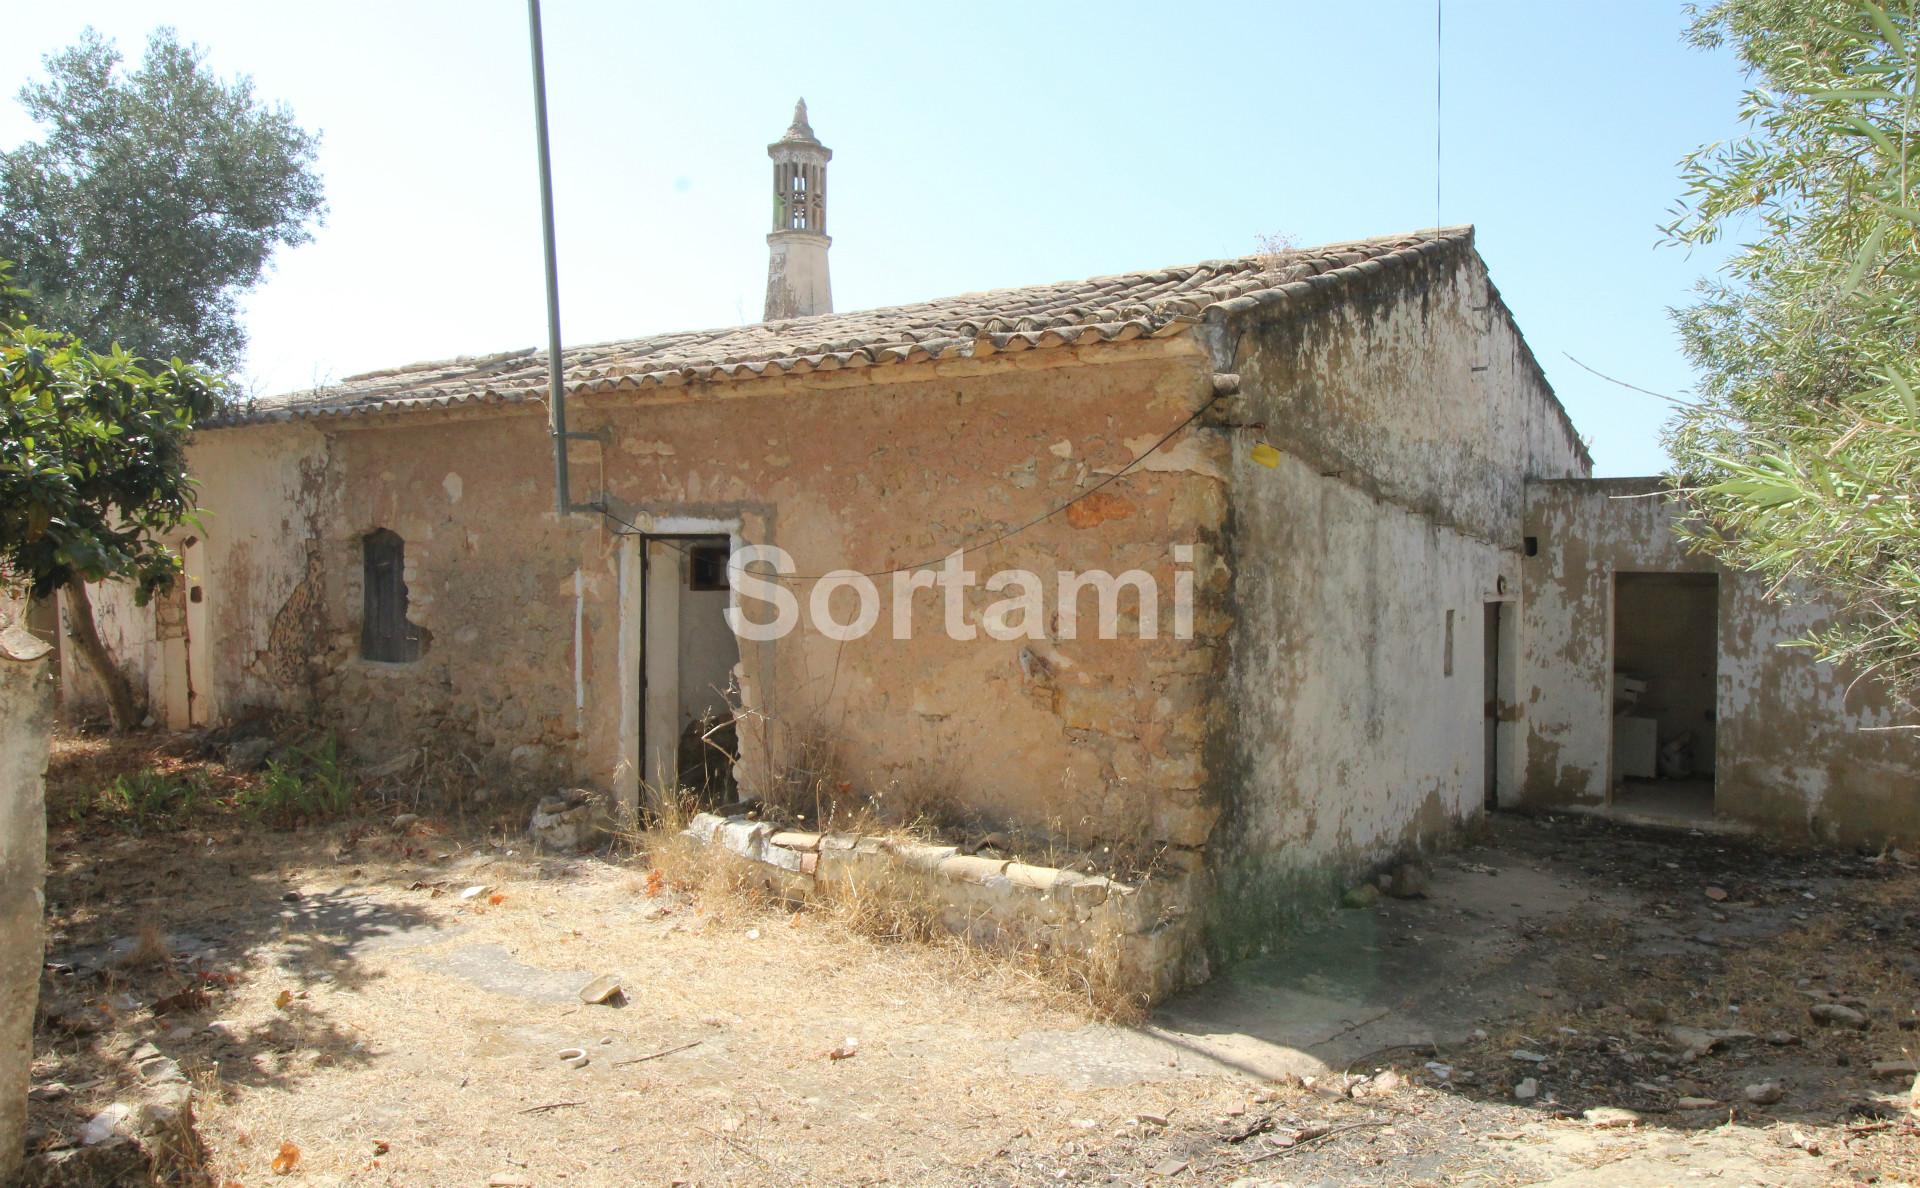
left=595, top=389, right=1226, bottom=583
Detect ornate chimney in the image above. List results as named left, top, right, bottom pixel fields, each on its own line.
left=763, top=99, right=832, bottom=321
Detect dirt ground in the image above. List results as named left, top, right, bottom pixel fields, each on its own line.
left=25, top=732, right=1920, bottom=1186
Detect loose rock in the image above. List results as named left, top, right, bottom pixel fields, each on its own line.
left=1341, top=884, right=1382, bottom=909
left=1744, top=1081, right=1785, bottom=1105
left=1810, top=1002, right=1870, bottom=1029
left=578, top=974, right=625, bottom=1006
left=1584, top=1107, right=1641, bottom=1129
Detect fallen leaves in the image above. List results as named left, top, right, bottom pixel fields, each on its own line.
left=270, top=1141, right=300, bottom=1174
left=153, top=985, right=209, bottom=1015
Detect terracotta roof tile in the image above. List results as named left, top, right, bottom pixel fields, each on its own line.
left=224, top=227, right=1473, bottom=425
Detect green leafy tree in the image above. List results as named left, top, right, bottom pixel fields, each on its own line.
left=0, top=265, right=218, bottom=731
left=1665, top=0, right=1920, bottom=710
left=0, top=27, right=324, bottom=375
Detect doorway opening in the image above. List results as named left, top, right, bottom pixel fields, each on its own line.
left=1611, top=572, right=1718, bottom=823
left=642, top=534, right=742, bottom=805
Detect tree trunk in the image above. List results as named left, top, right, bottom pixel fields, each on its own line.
left=62, top=577, right=139, bottom=733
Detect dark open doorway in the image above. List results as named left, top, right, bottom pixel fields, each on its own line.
left=641, top=534, right=742, bottom=804
left=1611, top=572, right=1718, bottom=823
left=1483, top=601, right=1503, bottom=811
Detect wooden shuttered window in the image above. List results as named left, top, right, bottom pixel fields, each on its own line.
left=361, top=529, right=423, bottom=663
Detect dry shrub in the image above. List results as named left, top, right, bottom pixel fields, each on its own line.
left=123, top=921, right=172, bottom=970
left=1254, top=230, right=1300, bottom=269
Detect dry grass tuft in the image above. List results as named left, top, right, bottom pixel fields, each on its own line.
left=123, top=921, right=173, bottom=970
left=630, top=794, right=1151, bottom=1024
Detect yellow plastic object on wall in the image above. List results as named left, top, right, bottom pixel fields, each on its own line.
left=1249, top=442, right=1281, bottom=469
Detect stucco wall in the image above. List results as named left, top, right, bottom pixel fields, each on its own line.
left=0, top=625, right=53, bottom=1183
left=147, top=341, right=1228, bottom=855
left=58, top=423, right=331, bottom=729
left=1521, top=478, right=1918, bottom=845
left=1208, top=243, right=1589, bottom=948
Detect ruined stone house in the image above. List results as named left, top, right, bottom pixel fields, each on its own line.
left=54, top=104, right=1918, bottom=983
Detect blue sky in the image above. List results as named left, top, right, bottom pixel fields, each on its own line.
left=2, top=2, right=1748, bottom=475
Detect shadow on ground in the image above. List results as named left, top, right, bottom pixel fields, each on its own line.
left=1138, top=813, right=1920, bottom=1131
left=29, top=740, right=448, bottom=1158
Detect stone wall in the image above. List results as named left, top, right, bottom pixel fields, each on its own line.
left=1204, top=241, right=1589, bottom=952
left=1521, top=478, right=1919, bottom=845
left=105, top=339, right=1230, bottom=855
left=685, top=811, right=1210, bottom=1005
left=0, top=623, right=53, bottom=1183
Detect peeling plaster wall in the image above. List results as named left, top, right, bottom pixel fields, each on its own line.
left=1211, top=246, right=1588, bottom=950
left=1521, top=478, right=1918, bottom=845
left=144, top=343, right=1228, bottom=852
left=57, top=423, right=332, bottom=728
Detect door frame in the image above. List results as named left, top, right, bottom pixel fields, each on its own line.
left=615, top=516, right=743, bottom=821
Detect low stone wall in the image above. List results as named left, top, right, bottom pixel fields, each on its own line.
left=684, top=814, right=1210, bottom=1005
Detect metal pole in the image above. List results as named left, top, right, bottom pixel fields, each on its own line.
left=527, top=0, right=571, bottom=515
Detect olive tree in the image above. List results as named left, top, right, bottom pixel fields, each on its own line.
left=0, top=27, right=324, bottom=375
left=1666, top=0, right=1920, bottom=710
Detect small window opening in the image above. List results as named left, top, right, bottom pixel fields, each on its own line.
left=1443, top=608, right=1456, bottom=677
left=361, top=528, right=425, bottom=662
left=688, top=544, right=730, bottom=592
left=1524, top=535, right=1539, bottom=557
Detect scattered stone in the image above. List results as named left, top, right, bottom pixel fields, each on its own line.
left=1667, top=1025, right=1720, bottom=1060
left=1872, top=1059, right=1919, bottom=1080
left=1765, top=1031, right=1801, bottom=1046
left=1510, top=1050, right=1548, bottom=1063
left=1584, top=1107, right=1641, bottom=1129
left=459, top=885, right=490, bottom=901
left=1675, top=1097, right=1722, bottom=1110
left=1152, top=1158, right=1189, bottom=1178
left=578, top=974, right=625, bottom=1006
left=1704, top=886, right=1728, bottom=901
left=392, top=813, right=420, bottom=830
left=1744, top=1081, right=1785, bottom=1105
left=1366, top=1069, right=1404, bottom=1094
left=1514, top=1078, right=1539, bottom=1101
left=78, top=1103, right=133, bottom=1146
left=487, top=1176, right=534, bottom=1187
left=27, top=1138, right=148, bottom=1184
left=1136, top=1112, right=1169, bottom=1127
left=223, top=737, right=273, bottom=771
left=1341, top=884, right=1382, bottom=909
left=530, top=788, right=601, bottom=851
left=1424, top=1062, right=1453, bottom=1081
left=1810, top=1002, right=1871, bottom=1029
